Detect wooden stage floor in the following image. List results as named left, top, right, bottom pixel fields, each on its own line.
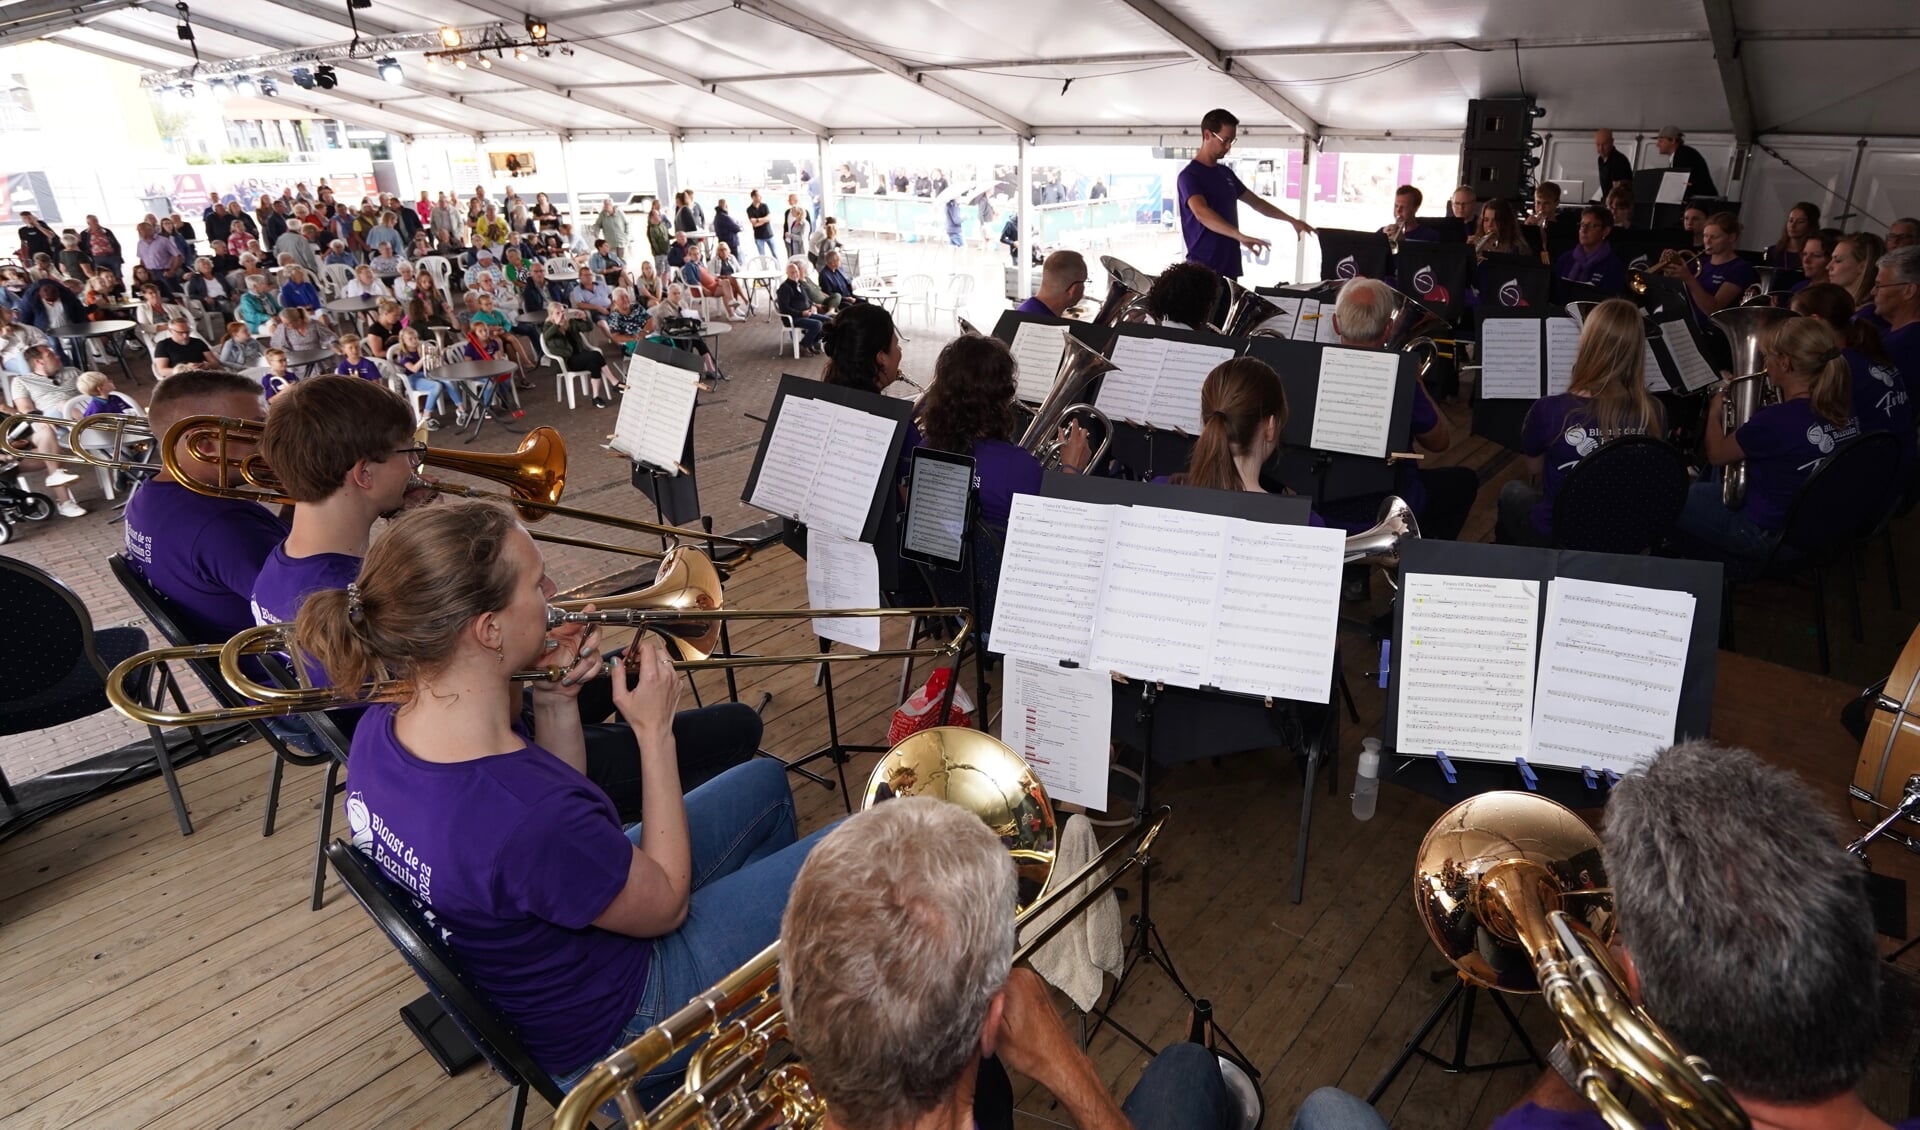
left=2, top=543, right=1915, bottom=1129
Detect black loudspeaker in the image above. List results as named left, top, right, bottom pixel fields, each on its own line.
left=1465, top=98, right=1534, bottom=149
left=1461, top=147, right=1528, bottom=201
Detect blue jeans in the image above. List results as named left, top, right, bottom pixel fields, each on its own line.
left=1672, top=479, right=1779, bottom=564
left=1291, top=1087, right=1389, bottom=1130
left=1121, top=1043, right=1236, bottom=1130
left=754, top=237, right=778, bottom=260
left=555, top=757, right=834, bottom=1093
left=408, top=374, right=464, bottom=413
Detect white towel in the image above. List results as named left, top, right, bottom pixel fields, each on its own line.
left=1019, top=813, right=1125, bottom=1011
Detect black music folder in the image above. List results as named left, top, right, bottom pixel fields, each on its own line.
left=1243, top=336, right=1418, bottom=504
left=624, top=340, right=704, bottom=526
left=1476, top=253, right=1551, bottom=310
left=1395, top=239, right=1473, bottom=322
left=1094, top=321, right=1246, bottom=481
left=741, top=374, right=914, bottom=545
left=1317, top=229, right=1392, bottom=281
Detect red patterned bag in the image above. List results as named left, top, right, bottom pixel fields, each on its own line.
left=886, top=666, right=975, bottom=744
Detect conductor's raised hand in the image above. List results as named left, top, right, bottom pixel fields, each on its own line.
left=1238, top=233, right=1270, bottom=257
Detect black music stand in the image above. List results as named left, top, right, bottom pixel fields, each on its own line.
left=1317, top=229, right=1392, bottom=281
left=1476, top=254, right=1551, bottom=310
left=1366, top=541, right=1722, bottom=1099
left=1395, top=240, right=1473, bottom=323
left=1467, top=307, right=1557, bottom=453
left=900, top=448, right=990, bottom=721
left=1093, top=322, right=1246, bottom=482
left=1242, top=337, right=1417, bottom=508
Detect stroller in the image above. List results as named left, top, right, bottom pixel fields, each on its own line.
left=0, top=474, right=54, bottom=545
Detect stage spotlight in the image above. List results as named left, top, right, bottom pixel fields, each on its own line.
left=234, top=74, right=256, bottom=96
left=438, top=25, right=461, bottom=47
left=378, top=56, right=403, bottom=83
left=513, top=47, right=526, bottom=61
left=453, top=56, right=467, bottom=69
left=477, top=55, right=491, bottom=69
left=314, top=64, right=337, bottom=89
left=424, top=54, right=438, bottom=67
left=291, top=66, right=315, bottom=89
left=258, top=75, right=278, bottom=96
left=524, top=14, right=547, bottom=41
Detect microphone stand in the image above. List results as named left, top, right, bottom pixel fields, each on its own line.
left=1849, top=774, right=1920, bottom=962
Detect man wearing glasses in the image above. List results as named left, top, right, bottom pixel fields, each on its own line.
left=1875, top=246, right=1920, bottom=402
left=1553, top=205, right=1627, bottom=295
left=1177, top=108, right=1312, bottom=302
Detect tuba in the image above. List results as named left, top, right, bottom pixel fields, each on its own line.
left=1017, top=334, right=1117, bottom=470
left=1343, top=495, right=1419, bottom=572
left=1413, top=793, right=1748, bottom=1130
left=1213, top=278, right=1293, bottom=338
left=553, top=728, right=1174, bottom=1130
left=1707, top=306, right=1793, bottom=509
left=1090, top=255, right=1156, bottom=327
left=1383, top=290, right=1453, bottom=382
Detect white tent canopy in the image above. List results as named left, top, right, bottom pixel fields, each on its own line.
left=16, top=0, right=1920, bottom=143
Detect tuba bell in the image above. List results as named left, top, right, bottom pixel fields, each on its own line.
left=1383, top=291, right=1453, bottom=382
left=1412, top=792, right=1747, bottom=1130
left=1707, top=305, right=1793, bottom=509
left=1090, top=255, right=1156, bottom=327
left=1343, top=495, right=1419, bottom=570
left=1213, top=278, right=1293, bottom=338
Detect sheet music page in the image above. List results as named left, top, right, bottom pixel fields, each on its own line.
left=1310, top=347, right=1401, bottom=457
left=1088, top=506, right=1233, bottom=686
left=1396, top=573, right=1540, bottom=762
left=1479, top=318, right=1544, bottom=399
left=1207, top=521, right=1346, bottom=702
left=1263, top=295, right=1302, bottom=339
left=613, top=354, right=700, bottom=473
left=805, top=529, right=882, bottom=651
left=803, top=401, right=897, bottom=541
left=1093, top=335, right=1166, bottom=425
left=1315, top=302, right=1343, bottom=343
left=1656, top=171, right=1689, bottom=205
left=1010, top=321, right=1070, bottom=404
left=1545, top=317, right=1582, bottom=396
left=1529, top=577, right=1694, bottom=773
left=1002, top=657, right=1113, bottom=810
left=1292, top=298, right=1322, bottom=342
left=1641, top=340, right=1673, bottom=393
left=747, top=395, right=831, bottom=520
left=1146, top=340, right=1235, bottom=434
left=1658, top=320, right=1719, bottom=393
left=991, top=494, right=1114, bottom=665
left=902, top=454, right=973, bottom=566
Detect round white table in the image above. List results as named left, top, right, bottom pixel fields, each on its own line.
left=855, top=287, right=900, bottom=311
left=735, top=270, right=784, bottom=317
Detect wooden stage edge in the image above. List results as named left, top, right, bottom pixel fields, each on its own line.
left=0, top=544, right=1914, bottom=1129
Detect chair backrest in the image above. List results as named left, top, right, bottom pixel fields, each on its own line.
left=744, top=254, right=779, bottom=273
left=418, top=256, right=451, bottom=290
left=1550, top=435, right=1691, bottom=554
left=946, top=273, right=974, bottom=297
left=0, top=555, right=101, bottom=702
left=325, top=840, right=565, bottom=1107
left=1776, top=431, right=1905, bottom=563
left=321, top=263, right=355, bottom=295
left=901, top=273, right=935, bottom=298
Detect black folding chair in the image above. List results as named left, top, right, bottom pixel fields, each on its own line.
left=109, top=555, right=349, bottom=906
left=1551, top=435, right=1690, bottom=555
left=0, top=555, right=182, bottom=826
left=326, top=841, right=566, bottom=1130
left=1729, top=432, right=1904, bottom=674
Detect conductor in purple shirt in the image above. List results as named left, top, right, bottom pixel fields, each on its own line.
left=1293, top=741, right=1903, bottom=1130
left=1176, top=108, right=1313, bottom=289
left=1013, top=250, right=1087, bottom=320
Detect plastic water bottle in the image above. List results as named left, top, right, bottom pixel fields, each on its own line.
left=1352, top=738, right=1382, bottom=821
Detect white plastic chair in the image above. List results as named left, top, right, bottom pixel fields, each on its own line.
left=931, top=273, right=974, bottom=326
left=776, top=313, right=805, bottom=359
left=417, top=256, right=452, bottom=295
left=539, top=333, right=593, bottom=409
left=687, top=284, right=724, bottom=321
left=379, top=360, right=432, bottom=424
left=320, top=263, right=355, bottom=297
left=896, top=273, right=934, bottom=326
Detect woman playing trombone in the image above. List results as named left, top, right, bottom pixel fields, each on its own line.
left=296, top=500, right=829, bottom=1094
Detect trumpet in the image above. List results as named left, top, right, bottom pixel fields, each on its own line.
left=160, top=414, right=753, bottom=562
left=554, top=725, right=1173, bottom=1130
left=1411, top=792, right=1746, bottom=1130
left=104, top=544, right=972, bottom=727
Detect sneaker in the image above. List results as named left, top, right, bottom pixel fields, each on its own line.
left=423, top=416, right=441, bottom=431
left=56, top=499, right=86, bottom=518
left=454, top=407, right=469, bottom=427
left=44, top=469, right=78, bottom=487
left=592, top=396, right=609, bottom=408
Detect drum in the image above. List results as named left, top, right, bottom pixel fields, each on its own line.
left=1851, top=623, right=1920, bottom=843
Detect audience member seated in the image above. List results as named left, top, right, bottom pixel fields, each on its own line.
left=471, top=291, right=536, bottom=373
left=1497, top=299, right=1665, bottom=546
left=238, top=274, right=282, bottom=334
left=0, top=305, right=52, bottom=373
left=218, top=320, right=264, bottom=370
left=776, top=261, right=826, bottom=355
left=278, top=266, right=324, bottom=314
left=185, top=257, right=234, bottom=317
left=333, top=334, right=381, bottom=382
left=817, top=250, right=857, bottom=307
left=571, top=271, right=615, bottom=321
left=1144, top=260, right=1221, bottom=329
left=1671, top=316, right=1860, bottom=565
left=341, top=264, right=390, bottom=300
left=323, top=240, right=357, bottom=269
left=464, top=249, right=504, bottom=290
left=21, top=278, right=90, bottom=365
left=8, top=343, right=86, bottom=515
left=270, top=306, right=337, bottom=354
left=541, top=301, right=615, bottom=408
left=152, top=316, right=215, bottom=378
left=602, top=288, right=652, bottom=355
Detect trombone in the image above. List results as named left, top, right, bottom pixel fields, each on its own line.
left=104, top=544, right=972, bottom=727
left=160, top=414, right=753, bottom=562
left=1, top=411, right=158, bottom=470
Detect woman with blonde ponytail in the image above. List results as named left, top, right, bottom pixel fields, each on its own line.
left=1499, top=298, right=1666, bottom=545
left=296, top=500, right=829, bottom=1093
left=1674, top=316, right=1861, bottom=563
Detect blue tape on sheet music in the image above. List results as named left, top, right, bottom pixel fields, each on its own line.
left=1377, top=640, right=1391, bottom=689
left=1434, top=750, right=1457, bottom=784
left=1516, top=757, right=1538, bottom=791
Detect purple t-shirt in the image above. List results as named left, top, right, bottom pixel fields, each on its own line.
left=1845, top=346, right=1913, bottom=470
left=1856, top=303, right=1891, bottom=334
left=251, top=543, right=363, bottom=629
left=972, top=438, right=1044, bottom=527
left=1734, top=397, right=1860, bottom=531
left=1495, top=1106, right=1915, bottom=1130
left=1689, top=255, right=1758, bottom=323
left=1555, top=244, right=1627, bottom=294
left=1519, top=394, right=1657, bottom=538
left=1014, top=297, right=1055, bottom=318
left=1177, top=159, right=1247, bottom=278
left=337, top=357, right=381, bottom=381
left=123, top=479, right=289, bottom=643
left=344, top=701, right=649, bottom=1076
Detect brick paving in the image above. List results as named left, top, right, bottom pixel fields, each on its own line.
left=0, top=237, right=1026, bottom=785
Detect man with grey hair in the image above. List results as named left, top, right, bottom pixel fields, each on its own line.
left=1876, top=246, right=1920, bottom=400
left=782, top=798, right=1231, bottom=1130
left=1325, top=277, right=1475, bottom=541
left=1294, top=740, right=1900, bottom=1130
left=1887, top=217, right=1919, bottom=251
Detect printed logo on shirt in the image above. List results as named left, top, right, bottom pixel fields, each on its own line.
left=1334, top=255, right=1358, bottom=280
left=349, top=787, right=434, bottom=903
left=1563, top=424, right=1602, bottom=459
left=1628, top=253, right=1652, bottom=271
left=1497, top=278, right=1529, bottom=308
left=126, top=525, right=152, bottom=568
left=1411, top=265, right=1450, bottom=305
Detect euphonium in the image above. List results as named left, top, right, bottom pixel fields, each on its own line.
left=1343, top=495, right=1419, bottom=570
left=1213, top=278, right=1293, bottom=338
left=1090, top=255, right=1156, bottom=327
left=1413, top=793, right=1747, bottom=1130
left=1707, top=306, right=1793, bottom=509
left=1383, top=291, right=1453, bottom=382
left=1017, top=334, right=1117, bottom=470
left=553, top=726, right=1171, bottom=1130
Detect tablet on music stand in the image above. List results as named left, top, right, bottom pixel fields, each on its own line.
left=900, top=448, right=976, bottom=571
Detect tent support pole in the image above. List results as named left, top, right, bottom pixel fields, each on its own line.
left=1017, top=136, right=1033, bottom=299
